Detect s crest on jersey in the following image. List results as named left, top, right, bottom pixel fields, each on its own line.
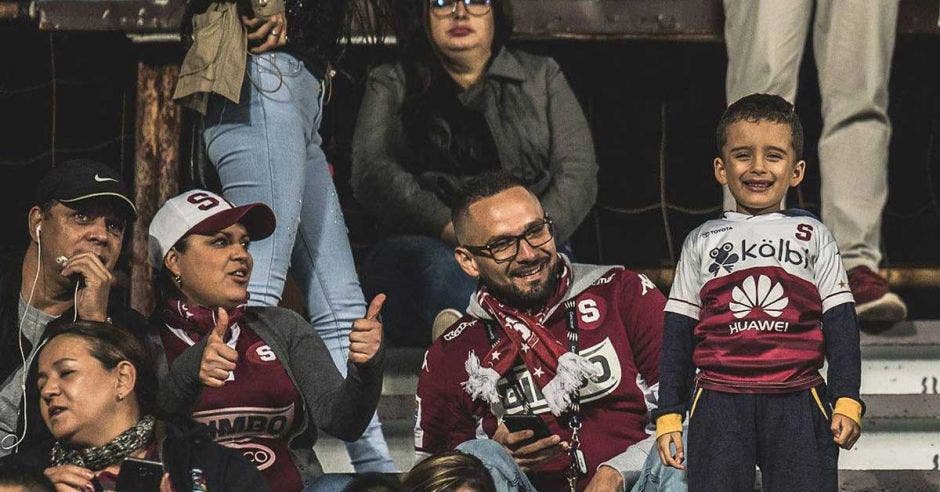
left=246, top=342, right=278, bottom=365
left=576, top=294, right=606, bottom=330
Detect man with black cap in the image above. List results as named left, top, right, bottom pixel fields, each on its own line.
left=0, top=159, right=144, bottom=458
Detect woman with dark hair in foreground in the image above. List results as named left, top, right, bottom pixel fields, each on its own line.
left=6, top=320, right=265, bottom=491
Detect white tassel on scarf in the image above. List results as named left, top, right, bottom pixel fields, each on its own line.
left=542, top=351, right=603, bottom=416
left=462, top=351, right=502, bottom=404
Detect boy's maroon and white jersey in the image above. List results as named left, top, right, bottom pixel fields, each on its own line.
left=666, top=211, right=854, bottom=393
left=415, top=264, right=665, bottom=491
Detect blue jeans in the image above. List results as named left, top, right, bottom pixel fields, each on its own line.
left=362, top=235, right=477, bottom=346
left=203, top=52, right=395, bottom=472
left=457, top=439, right=536, bottom=492
left=303, top=474, right=354, bottom=492
left=630, top=435, right=688, bottom=492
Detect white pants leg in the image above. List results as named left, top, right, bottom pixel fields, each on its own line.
left=721, top=0, right=814, bottom=212
left=813, top=0, right=898, bottom=271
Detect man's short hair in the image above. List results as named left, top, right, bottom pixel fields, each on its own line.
left=716, top=93, right=804, bottom=161
left=451, top=171, right=526, bottom=239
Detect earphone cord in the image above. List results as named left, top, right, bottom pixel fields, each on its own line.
left=73, top=282, right=79, bottom=323
left=0, top=229, right=43, bottom=451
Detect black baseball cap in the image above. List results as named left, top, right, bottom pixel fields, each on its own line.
left=35, top=159, right=137, bottom=220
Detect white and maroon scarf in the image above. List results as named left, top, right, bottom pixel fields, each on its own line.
left=462, top=262, right=602, bottom=416
left=162, top=298, right=246, bottom=347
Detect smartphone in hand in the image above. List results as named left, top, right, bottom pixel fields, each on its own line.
left=503, top=413, right=552, bottom=446
left=116, top=457, right=163, bottom=492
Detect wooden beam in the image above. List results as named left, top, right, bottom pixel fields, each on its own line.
left=130, top=57, right=180, bottom=316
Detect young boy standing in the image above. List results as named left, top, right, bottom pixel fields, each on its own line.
left=654, top=94, right=863, bottom=490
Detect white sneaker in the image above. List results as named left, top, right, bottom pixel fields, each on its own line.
left=432, top=308, right=463, bottom=342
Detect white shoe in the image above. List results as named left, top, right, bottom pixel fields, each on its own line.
left=432, top=308, right=463, bottom=342
left=856, top=292, right=908, bottom=323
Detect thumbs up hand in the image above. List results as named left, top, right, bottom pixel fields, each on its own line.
left=349, top=294, right=385, bottom=365
left=199, top=308, right=239, bottom=388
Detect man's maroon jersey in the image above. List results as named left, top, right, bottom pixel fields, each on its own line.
left=415, top=260, right=666, bottom=491
left=666, top=211, right=854, bottom=393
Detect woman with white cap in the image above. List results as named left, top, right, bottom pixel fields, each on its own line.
left=146, top=189, right=386, bottom=491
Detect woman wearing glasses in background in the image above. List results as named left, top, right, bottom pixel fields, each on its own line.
left=351, top=0, right=598, bottom=346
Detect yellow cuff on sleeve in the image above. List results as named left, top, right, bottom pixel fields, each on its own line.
left=834, top=398, right=863, bottom=426
left=655, top=413, right=683, bottom=437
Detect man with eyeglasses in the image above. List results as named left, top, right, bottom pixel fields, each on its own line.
left=415, top=172, right=686, bottom=491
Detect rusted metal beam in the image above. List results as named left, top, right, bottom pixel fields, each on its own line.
left=130, top=57, right=180, bottom=316
left=34, top=0, right=184, bottom=31
left=636, top=266, right=940, bottom=291
left=29, top=0, right=940, bottom=37
left=511, top=0, right=724, bottom=42
left=0, top=2, right=24, bottom=20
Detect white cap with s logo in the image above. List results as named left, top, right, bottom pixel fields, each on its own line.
left=147, top=189, right=276, bottom=269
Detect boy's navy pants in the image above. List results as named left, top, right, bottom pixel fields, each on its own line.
left=686, top=385, right=839, bottom=491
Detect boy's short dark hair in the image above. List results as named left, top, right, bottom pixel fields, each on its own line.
left=451, top=171, right=526, bottom=237
left=717, top=93, right=804, bottom=160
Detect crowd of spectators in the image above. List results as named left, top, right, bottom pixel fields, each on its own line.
left=0, top=0, right=896, bottom=490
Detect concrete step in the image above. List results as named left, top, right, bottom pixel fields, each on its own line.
left=858, top=321, right=940, bottom=394
left=860, top=320, right=940, bottom=359
left=381, top=347, right=423, bottom=396
left=835, top=470, right=940, bottom=491
left=838, top=394, right=940, bottom=471
left=859, top=359, right=939, bottom=395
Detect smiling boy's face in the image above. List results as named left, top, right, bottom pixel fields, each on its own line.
left=715, top=119, right=806, bottom=215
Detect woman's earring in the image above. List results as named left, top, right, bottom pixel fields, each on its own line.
left=117, top=393, right=125, bottom=402
left=173, top=273, right=182, bottom=288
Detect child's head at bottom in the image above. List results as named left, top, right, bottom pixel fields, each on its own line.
left=715, top=93, right=806, bottom=216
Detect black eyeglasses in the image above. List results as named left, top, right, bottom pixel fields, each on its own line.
left=429, top=0, right=492, bottom=17
left=462, top=217, right=554, bottom=263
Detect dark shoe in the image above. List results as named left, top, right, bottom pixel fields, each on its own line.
left=848, top=266, right=907, bottom=324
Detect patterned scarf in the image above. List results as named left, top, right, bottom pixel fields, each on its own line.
left=162, top=298, right=246, bottom=343
left=50, top=415, right=156, bottom=471
left=463, top=261, right=601, bottom=416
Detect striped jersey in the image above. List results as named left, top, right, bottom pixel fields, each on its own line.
left=665, top=210, right=854, bottom=393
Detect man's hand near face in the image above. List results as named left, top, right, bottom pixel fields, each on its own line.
left=59, top=253, right=113, bottom=322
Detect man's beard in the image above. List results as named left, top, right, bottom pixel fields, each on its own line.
left=483, top=255, right=562, bottom=311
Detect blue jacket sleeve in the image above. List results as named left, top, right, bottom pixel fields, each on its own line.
left=650, top=311, right=697, bottom=420
left=822, top=303, right=864, bottom=413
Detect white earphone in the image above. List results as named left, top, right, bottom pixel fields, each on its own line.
left=1, top=224, right=44, bottom=451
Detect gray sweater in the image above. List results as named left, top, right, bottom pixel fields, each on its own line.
left=153, top=306, right=384, bottom=483
left=351, top=48, right=598, bottom=243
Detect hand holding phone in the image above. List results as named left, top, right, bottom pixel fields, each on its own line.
left=116, top=457, right=164, bottom=492
left=495, top=414, right=564, bottom=471
left=503, top=414, right=552, bottom=445
left=58, top=252, right=112, bottom=322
